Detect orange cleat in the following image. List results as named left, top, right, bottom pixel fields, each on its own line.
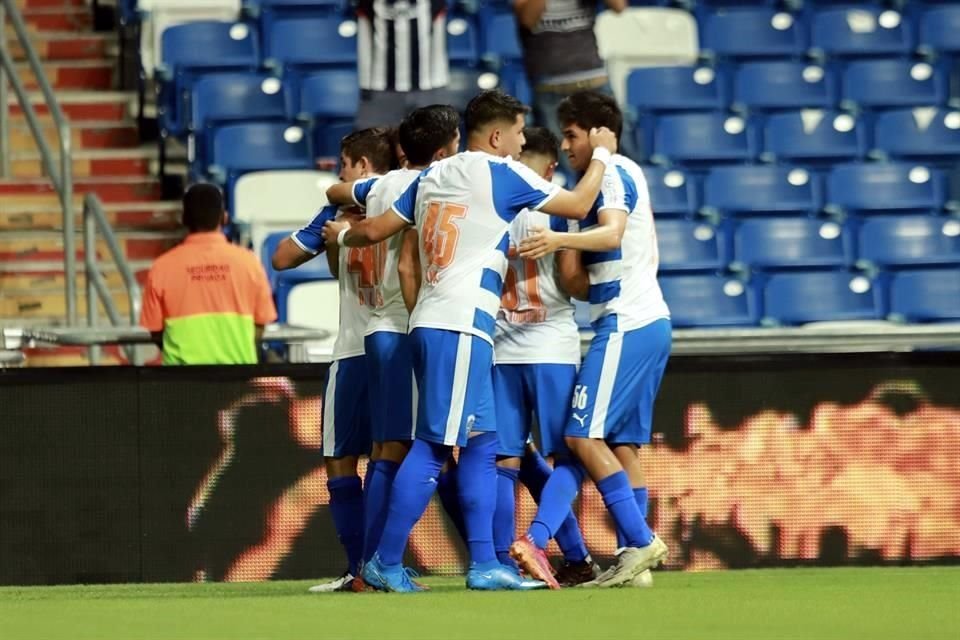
left=509, top=536, right=561, bottom=590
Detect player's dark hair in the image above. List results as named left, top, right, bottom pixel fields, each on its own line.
left=520, top=126, right=560, bottom=162
left=182, top=182, right=224, bottom=232
left=386, top=126, right=403, bottom=170
left=399, top=104, right=461, bottom=166
left=557, top=90, right=623, bottom=142
left=465, top=89, right=529, bottom=135
left=341, top=127, right=394, bottom=174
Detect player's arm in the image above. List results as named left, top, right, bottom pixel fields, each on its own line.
left=272, top=205, right=338, bottom=270
left=398, top=228, right=421, bottom=313
left=537, top=128, right=618, bottom=220
left=271, top=237, right=312, bottom=270
left=520, top=209, right=627, bottom=260
left=322, top=209, right=409, bottom=248
left=604, top=0, right=627, bottom=13
left=513, top=0, right=547, bottom=29
left=555, top=249, right=589, bottom=301
left=326, top=177, right=378, bottom=208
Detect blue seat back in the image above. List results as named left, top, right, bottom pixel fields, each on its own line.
left=161, top=21, right=259, bottom=73
left=654, top=113, right=753, bottom=164
left=656, top=220, right=727, bottom=273
left=192, top=74, right=289, bottom=131
left=919, top=6, right=960, bottom=54
left=212, top=122, right=313, bottom=174
left=763, top=110, right=864, bottom=163
left=268, top=17, right=357, bottom=68
left=481, top=10, right=522, bottom=66
left=763, top=271, right=882, bottom=324
left=874, top=108, right=960, bottom=161
left=826, top=163, right=945, bottom=214
left=702, top=9, right=806, bottom=59
left=644, top=167, right=696, bottom=217
left=734, top=62, right=833, bottom=111
left=858, top=216, right=960, bottom=268
left=447, top=13, right=480, bottom=67
left=843, top=60, right=944, bottom=109
left=626, top=66, right=724, bottom=113
left=298, top=69, right=360, bottom=120
left=735, top=218, right=849, bottom=270
left=889, top=269, right=960, bottom=322
left=659, top=274, right=758, bottom=327
left=704, top=166, right=820, bottom=216
left=811, top=9, right=911, bottom=57
left=448, top=69, right=488, bottom=111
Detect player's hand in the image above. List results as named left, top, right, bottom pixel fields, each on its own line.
left=519, top=225, right=562, bottom=260
left=322, top=219, right=349, bottom=245
left=588, top=126, right=618, bottom=154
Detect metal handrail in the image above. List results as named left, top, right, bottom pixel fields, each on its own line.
left=0, top=0, right=76, bottom=325
left=83, top=193, right=143, bottom=365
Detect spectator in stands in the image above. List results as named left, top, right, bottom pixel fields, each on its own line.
left=514, top=0, right=628, bottom=169
left=354, top=0, right=451, bottom=129
left=140, top=184, right=277, bottom=365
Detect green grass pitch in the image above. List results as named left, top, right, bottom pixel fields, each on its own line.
left=2, top=568, right=958, bottom=640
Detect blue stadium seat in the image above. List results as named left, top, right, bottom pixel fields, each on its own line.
left=297, top=69, right=359, bottom=157
left=888, top=268, right=960, bottom=322
left=810, top=9, right=911, bottom=58
left=626, top=66, right=724, bottom=114
left=191, top=74, right=289, bottom=174
left=873, top=108, right=960, bottom=161
left=655, top=219, right=727, bottom=273
left=703, top=166, right=821, bottom=217
left=734, top=218, right=850, bottom=270
left=266, top=17, right=357, bottom=71
left=659, top=274, right=759, bottom=327
left=858, top=216, right=960, bottom=269
left=734, top=62, right=833, bottom=111
left=448, top=68, right=490, bottom=112
left=842, top=60, right=944, bottom=110
left=654, top=113, right=754, bottom=165
left=645, top=167, right=697, bottom=217
left=158, top=21, right=260, bottom=138
left=826, top=163, right=947, bottom=216
left=918, top=5, right=960, bottom=56
left=209, top=122, right=314, bottom=196
left=763, top=271, right=882, bottom=324
left=701, top=9, right=806, bottom=60
left=480, top=10, right=522, bottom=66
left=496, top=63, right=532, bottom=109
left=762, top=110, right=864, bottom=163
left=447, top=13, right=481, bottom=68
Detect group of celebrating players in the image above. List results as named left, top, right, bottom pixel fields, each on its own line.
left=271, top=88, right=671, bottom=592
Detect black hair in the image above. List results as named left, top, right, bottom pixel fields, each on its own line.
left=557, top=90, right=623, bottom=142
left=340, top=127, right=394, bottom=174
left=520, top=126, right=560, bottom=162
left=399, top=104, right=461, bottom=166
left=464, top=89, right=529, bottom=135
left=182, top=183, right=224, bottom=232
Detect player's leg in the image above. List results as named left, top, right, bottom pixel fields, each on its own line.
left=492, top=364, right=530, bottom=570
left=311, top=357, right=371, bottom=592
left=436, top=456, right=467, bottom=542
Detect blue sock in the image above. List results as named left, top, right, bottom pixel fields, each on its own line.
left=327, top=475, right=365, bottom=575
left=437, top=462, right=467, bottom=543
left=362, top=459, right=400, bottom=563
left=597, top=472, right=653, bottom=548
left=376, top=439, right=448, bottom=567
left=518, top=450, right=551, bottom=500
left=494, top=466, right=520, bottom=568
left=519, top=452, right=588, bottom=563
left=457, top=432, right=499, bottom=566
left=615, top=487, right=649, bottom=549
left=527, top=461, right=585, bottom=550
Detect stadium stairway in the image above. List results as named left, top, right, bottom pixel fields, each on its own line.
left=1, top=0, right=181, bottom=365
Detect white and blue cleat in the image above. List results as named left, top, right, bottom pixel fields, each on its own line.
left=361, top=554, right=429, bottom=593
left=466, top=563, right=548, bottom=591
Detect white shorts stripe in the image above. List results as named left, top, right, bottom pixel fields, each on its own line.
left=322, top=360, right=339, bottom=457
left=588, top=333, right=623, bottom=439
left=444, top=333, right=472, bottom=445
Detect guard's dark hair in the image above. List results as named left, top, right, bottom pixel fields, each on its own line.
left=399, top=105, right=461, bottom=166
left=557, top=90, right=623, bottom=142
left=341, top=127, right=394, bottom=174
left=465, top=89, right=529, bottom=135
left=520, top=126, right=560, bottom=162
left=182, top=183, right=224, bottom=232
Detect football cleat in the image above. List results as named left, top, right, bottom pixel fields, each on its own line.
left=466, top=564, right=548, bottom=591
left=361, top=554, right=427, bottom=593
left=307, top=572, right=355, bottom=593
left=555, top=556, right=602, bottom=587
left=509, top=536, right=561, bottom=590
left=580, top=536, right=668, bottom=588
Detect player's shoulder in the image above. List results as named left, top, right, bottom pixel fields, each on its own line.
left=611, top=155, right=648, bottom=190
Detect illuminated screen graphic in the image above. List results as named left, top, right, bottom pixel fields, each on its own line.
left=0, top=355, right=957, bottom=585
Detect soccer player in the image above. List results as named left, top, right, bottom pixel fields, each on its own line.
left=324, top=105, right=462, bottom=581
left=510, top=90, right=671, bottom=589
left=492, top=127, right=599, bottom=586
left=271, top=128, right=394, bottom=592
left=321, top=89, right=618, bottom=592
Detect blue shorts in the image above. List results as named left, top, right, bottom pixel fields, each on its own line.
left=565, top=318, right=671, bottom=446
left=365, top=331, right=416, bottom=444
left=410, top=327, right=495, bottom=447
left=493, top=363, right=578, bottom=457
left=321, top=355, right=372, bottom=458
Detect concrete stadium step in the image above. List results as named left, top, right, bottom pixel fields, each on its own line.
left=8, top=119, right=140, bottom=153
left=21, top=6, right=92, bottom=31
left=0, top=201, right=181, bottom=231
left=9, top=91, right=134, bottom=121
left=15, top=0, right=87, bottom=8
left=16, top=59, right=115, bottom=91
left=9, top=148, right=156, bottom=179
left=0, top=229, right=183, bottom=264
left=0, top=285, right=131, bottom=318
left=0, top=176, right=163, bottom=203
left=7, top=31, right=112, bottom=61
left=0, top=267, right=150, bottom=294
